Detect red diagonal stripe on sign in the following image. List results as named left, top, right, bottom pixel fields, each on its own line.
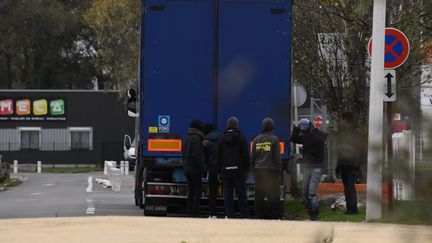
left=385, top=38, right=400, bottom=58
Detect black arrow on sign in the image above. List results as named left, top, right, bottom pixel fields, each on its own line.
left=385, top=73, right=394, bottom=98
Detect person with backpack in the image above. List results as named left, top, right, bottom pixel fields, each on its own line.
left=290, top=118, right=327, bottom=220
left=217, top=117, right=250, bottom=218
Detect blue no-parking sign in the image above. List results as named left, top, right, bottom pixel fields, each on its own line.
left=368, top=27, right=410, bottom=69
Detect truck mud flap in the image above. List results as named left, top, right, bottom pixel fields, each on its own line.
left=143, top=197, right=168, bottom=216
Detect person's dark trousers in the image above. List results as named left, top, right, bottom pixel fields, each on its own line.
left=340, top=165, right=359, bottom=214
left=254, top=170, right=281, bottom=219
left=186, top=172, right=202, bottom=217
left=223, top=177, right=249, bottom=218
left=208, top=170, right=218, bottom=216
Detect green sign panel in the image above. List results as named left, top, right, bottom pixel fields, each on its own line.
left=50, top=99, right=65, bottom=116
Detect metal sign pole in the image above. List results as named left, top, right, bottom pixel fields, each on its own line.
left=366, top=0, right=386, bottom=221
left=386, top=102, right=394, bottom=214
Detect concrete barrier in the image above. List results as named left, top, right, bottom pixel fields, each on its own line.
left=125, top=161, right=129, bottom=175
left=37, top=161, right=41, bottom=174
left=13, top=160, right=18, bottom=174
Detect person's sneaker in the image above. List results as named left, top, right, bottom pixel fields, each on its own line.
left=309, top=209, right=320, bottom=221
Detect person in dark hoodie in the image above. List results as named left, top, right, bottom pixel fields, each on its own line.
left=335, top=111, right=366, bottom=215
left=183, top=120, right=207, bottom=217
left=290, top=118, right=327, bottom=220
left=203, top=123, right=223, bottom=218
left=251, top=118, right=282, bottom=219
left=217, top=117, right=250, bottom=218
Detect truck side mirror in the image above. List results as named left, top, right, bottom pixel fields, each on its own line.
left=124, top=134, right=132, bottom=150
left=126, top=89, right=138, bottom=117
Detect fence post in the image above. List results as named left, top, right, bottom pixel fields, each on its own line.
left=125, top=161, right=129, bottom=175
left=104, top=161, right=108, bottom=175
left=120, top=161, right=125, bottom=175
left=13, top=160, right=18, bottom=174
left=37, top=161, right=42, bottom=173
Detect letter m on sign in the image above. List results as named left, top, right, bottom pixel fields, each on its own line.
left=0, top=99, right=13, bottom=115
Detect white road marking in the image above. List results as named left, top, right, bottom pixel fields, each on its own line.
left=43, top=184, right=55, bottom=186
left=86, top=176, right=93, bottom=192
left=85, top=198, right=95, bottom=215
left=30, top=193, right=44, bottom=196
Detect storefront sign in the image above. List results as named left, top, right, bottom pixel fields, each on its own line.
left=0, top=98, right=66, bottom=121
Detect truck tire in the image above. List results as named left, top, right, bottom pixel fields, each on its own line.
left=134, top=163, right=144, bottom=208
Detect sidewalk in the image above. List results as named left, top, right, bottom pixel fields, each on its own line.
left=1, top=216, right=431, bottom=243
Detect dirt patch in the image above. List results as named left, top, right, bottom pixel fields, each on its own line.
left=0, top=216, right=431, bottom=243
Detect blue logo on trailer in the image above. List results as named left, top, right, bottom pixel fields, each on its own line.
left=158, top=115, right=170, bottom=133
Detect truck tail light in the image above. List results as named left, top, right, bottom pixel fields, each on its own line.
left=148, top=139, right=182, bottom=152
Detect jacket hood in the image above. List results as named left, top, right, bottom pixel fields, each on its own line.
left=188, top=128, right=204, bottom=138
left=224, top=129, right=241, bottom=144
left=262, top=118, right=275, bottom=132
left=226, top=117, right=239, bottom=130
left=205, top=130, right=223, bottom=141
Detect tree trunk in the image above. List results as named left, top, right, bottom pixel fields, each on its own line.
left=6, top=53, right=12, bottom=89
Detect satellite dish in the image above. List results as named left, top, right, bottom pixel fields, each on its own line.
left=292, top=85, right=307, bottom=107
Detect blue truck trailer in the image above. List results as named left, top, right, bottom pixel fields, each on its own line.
left=126, top=0, right=292, bottom=216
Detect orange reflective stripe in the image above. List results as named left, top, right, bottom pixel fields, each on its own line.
left=148, top=139, right=182, bottom=152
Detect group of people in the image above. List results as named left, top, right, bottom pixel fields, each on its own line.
left=182, top=111, right=365, bottom=220
left=183, top=117, right=282, bottom=219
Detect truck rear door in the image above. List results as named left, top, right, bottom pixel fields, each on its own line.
left=141, top=0, right=216, bottom=157
left=217, top=0, right=292, bottom=157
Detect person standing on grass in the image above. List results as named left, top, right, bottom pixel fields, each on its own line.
left=290, top=118, right=327, bottom=220
left=335, top=111, right=366, bottom=215
left=183, top=119, right=207, bottom=217
left=217, top=117, right=250, bottom=218
left=251, top=118, right=282, bottom=219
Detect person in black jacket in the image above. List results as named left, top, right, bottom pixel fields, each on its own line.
left=203, top=123, right=223, bottom=218
left=335, top=111, right=366, bottom=215
left=183, top=120, right=207, bottom=217
left=217, top=117, right=250, bottom=218
left=251, top=118, right=282, bottom=219
left=290, top=118, right=327, bottom=220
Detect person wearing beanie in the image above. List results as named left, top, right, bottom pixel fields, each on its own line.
left=183, top=119, right=207, bottom=217
left=251, top=117, right=282, bottom=219
left=217, top=116, right=250, bottom=218
left=290, top=118, right=327, bottom=220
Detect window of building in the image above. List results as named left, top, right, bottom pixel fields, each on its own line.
left=19, top=127, right=41, bottom=150
left=68, top=127, right=93, bottom=150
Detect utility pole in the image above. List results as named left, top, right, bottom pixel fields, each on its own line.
left=366, top=0, right=387, bottom=221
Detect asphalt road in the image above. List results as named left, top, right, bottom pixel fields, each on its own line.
left=0, top=173, right=142, bottom=219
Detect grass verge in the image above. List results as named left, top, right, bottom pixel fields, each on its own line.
left=284, top=198, right=365, bottom=222
left=285, top=198, right=432, bottom=225
left=0, top=178, right=22, bottom=190
left=42, top=166, right=103, bottom=173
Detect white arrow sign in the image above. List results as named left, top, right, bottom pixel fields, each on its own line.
left=384, top=70, right=396, bottom=102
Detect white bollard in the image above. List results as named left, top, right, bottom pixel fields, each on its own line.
left=120, top=161, right=125, bottom=175
left=13, top=160, right=18, bottom=174
left=104, top=161, right=108, bottom=175
left=37, top=161, right=42, bottom=173
left=125, top=161, right=129, bottom=175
